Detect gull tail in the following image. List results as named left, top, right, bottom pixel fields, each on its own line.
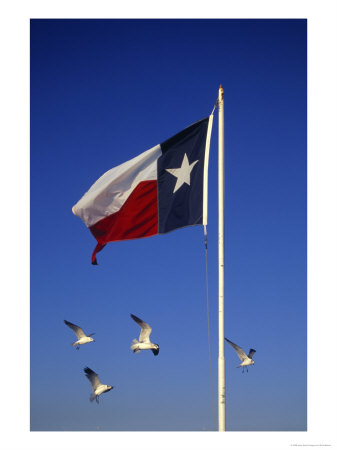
left=131, top=339, right=140, bottom=353
left=90, top=393, right=96, bottom=402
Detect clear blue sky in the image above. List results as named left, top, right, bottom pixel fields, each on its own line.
left=30, top=19, right=307, bottom=431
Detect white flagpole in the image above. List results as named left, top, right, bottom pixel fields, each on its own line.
left=218, top=85, right=225, bottom=431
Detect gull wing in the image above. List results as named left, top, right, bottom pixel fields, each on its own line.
left=130, top=314, right=152, bottom=343
left=64, top=320, right=86, bottom=339
left=225, top=338, right=248, bottom=361
left=84, top=367, right=102, bottom=391
left=248, top=349, right=256, bottom=359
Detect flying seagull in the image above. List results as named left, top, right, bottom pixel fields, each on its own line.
left=84, top=366, right=114, bottom=403
left=64, top=320, right=95, bottom=350
left=225, top=338, right=256, bottom=373
left=130, top=314, right=159, bottom=356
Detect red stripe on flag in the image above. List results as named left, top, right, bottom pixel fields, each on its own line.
left=89, top=180, right=158, bottom=263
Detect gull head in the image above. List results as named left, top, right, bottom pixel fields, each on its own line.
left=89, top=337, right=95, bottom=343
left=106, top=385, right=113, bottom=391
left=152, top=343, right=160, bottom=356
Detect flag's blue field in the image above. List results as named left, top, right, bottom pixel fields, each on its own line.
left=30, top=19, right=306, bottom=431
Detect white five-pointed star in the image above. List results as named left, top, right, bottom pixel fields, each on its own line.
left=165, top=153, right=199, bottom=193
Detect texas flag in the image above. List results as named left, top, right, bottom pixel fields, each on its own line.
left=72, top=115, right=213, bottom=264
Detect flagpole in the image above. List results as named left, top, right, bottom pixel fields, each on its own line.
left=218, top=85, right=225, bottom=431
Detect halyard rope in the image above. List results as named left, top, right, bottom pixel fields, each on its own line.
left=204, top=225, right=216, bottom=431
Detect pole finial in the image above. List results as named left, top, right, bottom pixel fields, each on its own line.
left=219, top=85, right=224, bottom=101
